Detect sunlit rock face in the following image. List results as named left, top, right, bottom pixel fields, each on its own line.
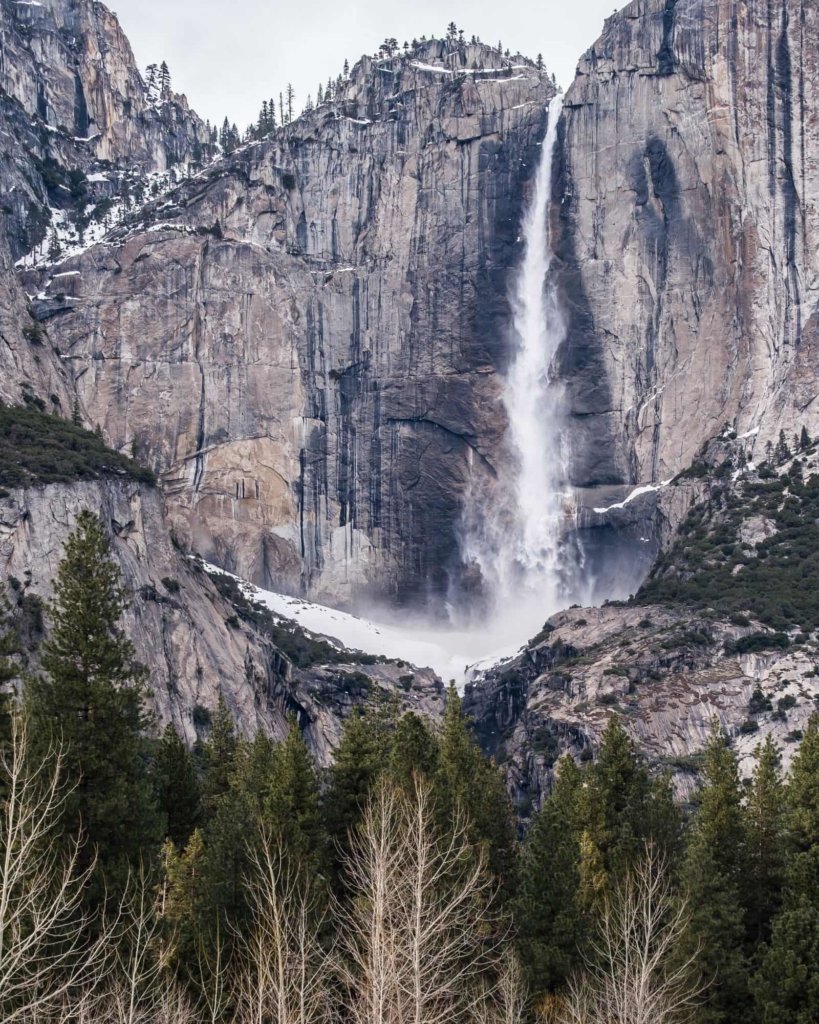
left=556, top=0, right=819, bottom=526
left=26, top=43, right=556, bottom=607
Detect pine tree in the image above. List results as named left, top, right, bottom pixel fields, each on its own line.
left=433, top=684, right=517, bottom=896
left=753, top=717, right=819, bottom=1023
left=324, top=708, right=391, bottom=887
left=536, top=53, right=544, bottom=71
left=155, top=723, right=202, bottom=848
left=745, top=736, right=786, bottom=948
left=47, top=229, right=61, bottom=263
left=194, top=719, right=327, bottom=962
left=343, top=58, right=350, bottom=77
left=159, top=60, right=171, bottom=98
left=258, top=99, right=269, bottom=137
left=145, top=63, right=158, bottom=96
left=775, top=429, right=791, bottom=464
left=24, top=511, right=161, bottom=909
left=200, top=693, right=238, bottom=818
left=681, top=724, right=751, bottom=1024
left=0, top=590, right=18, bottom=767
left=161, top=828, right=206, bottom=968
left=263, top=720, right=326, bottom=883
left=389, top=711, right=438, bottom=789
left=575, top=716, right=677, bottom=901
left=800, top=425, right=811, bottom=450
left=286, top=83, right=295, bottom=123
left=514, top=755, right=586, bottom=998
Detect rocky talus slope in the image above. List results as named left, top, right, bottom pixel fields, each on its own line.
left=0, top=471, right=443, bottom=761
left=22, top=40, right=556, bottom=607
left=466, top=440, right=819, bottom=807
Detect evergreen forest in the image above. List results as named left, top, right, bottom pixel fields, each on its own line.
left=1, top=513, right=818, bottom=1023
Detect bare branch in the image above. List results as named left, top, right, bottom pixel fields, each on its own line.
left=0, top=713, right=113, bottom=1023
left=558, top=844, right=703, bottom=1024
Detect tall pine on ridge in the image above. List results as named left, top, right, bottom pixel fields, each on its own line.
left=25, top=510, right=161, bottom=908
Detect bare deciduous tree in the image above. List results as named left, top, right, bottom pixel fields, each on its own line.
left=0, top=714, right=110, bottom=1023
left=98, top=868, right=191, bottom=1024
left=232, top=827, right=333, bottom=1024
left=559, top=845, right=703, bottom=1024
left=339, top=778, right=499, bottom=1024
left=474, top=950, right=528, bottom=1024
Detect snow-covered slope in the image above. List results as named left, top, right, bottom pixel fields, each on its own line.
left=204, top=564, right=538, bottom=686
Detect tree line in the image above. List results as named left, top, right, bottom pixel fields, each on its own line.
left=0, top=511, right=818, bottom=1022
left=210, top=26, right=557, bottom=158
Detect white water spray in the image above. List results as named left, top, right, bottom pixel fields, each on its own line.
left=462, top=93, right=581, bottom=636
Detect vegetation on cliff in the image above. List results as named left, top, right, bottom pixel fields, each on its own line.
left=0, top=403, right=155, bottom=490
left=637, top=443, right=819, bottom=633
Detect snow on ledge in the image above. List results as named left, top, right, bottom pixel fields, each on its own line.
left=593, top=479, right=672, bottom=515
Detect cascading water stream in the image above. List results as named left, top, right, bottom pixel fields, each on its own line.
left=219, top=95, right=583, bottom=688
left=290, top=93, right=584, bottom=688
left=501, top=91, right=568, bottom=598
left=462, top=92, right=578, bottom=632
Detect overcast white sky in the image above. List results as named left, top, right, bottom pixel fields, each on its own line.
left=110, top=0, right=619, bottom=129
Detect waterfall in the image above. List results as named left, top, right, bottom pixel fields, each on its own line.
left=461, top=93, right=581, bottom=635
left=504, top=91, right=568, bottom=592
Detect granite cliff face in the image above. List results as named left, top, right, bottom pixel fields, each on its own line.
left=0, top=0, right=206, bottom=407
left=26, top=0, right=819, bottom=611
left=556, top=0, right=819, bottom=533
left=4, top=0, right=819, bottom=773
left=24, top=41, right=556, bottom=607
left=0, top=0, right=205, bottom=180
